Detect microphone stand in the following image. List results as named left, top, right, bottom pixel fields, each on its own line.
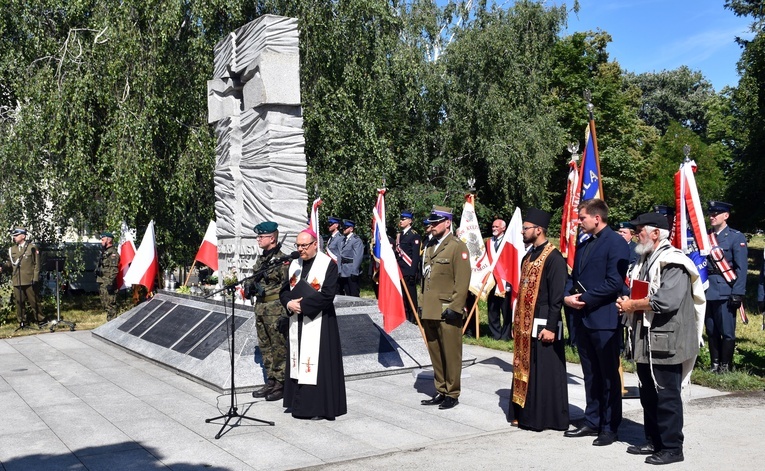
left=204, top=262, right=287, bottom=438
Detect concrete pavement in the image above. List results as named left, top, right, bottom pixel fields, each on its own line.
left=0, top=330, right=758, bottom=470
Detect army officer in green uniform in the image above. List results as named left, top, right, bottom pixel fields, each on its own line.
left=246, top=222, right=291, bottom=402
left=96, top=231, right=120, bottom=321
left=419, top=206, right=471, bottom=410
left=3, top=227, right=45, bottom=328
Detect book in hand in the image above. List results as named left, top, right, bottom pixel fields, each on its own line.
left=532, top=318, right=562, bottom=341
left=630, top=279, right=650, bottom=315
left=569, top=280, right=587, bottom=295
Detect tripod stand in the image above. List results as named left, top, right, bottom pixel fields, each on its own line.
left=205, top=277, right=274, bottom=439
left=46, top=257, right=75, bottom=332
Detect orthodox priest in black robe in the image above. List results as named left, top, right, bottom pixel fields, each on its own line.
left=280, top=229, right=347, bottom=420
left=510, top=208, right=569, bottom=431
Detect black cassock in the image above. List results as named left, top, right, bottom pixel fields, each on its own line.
left=510, top=242, right=570, bottom=431
left=279, top=256, right=347, bottom=420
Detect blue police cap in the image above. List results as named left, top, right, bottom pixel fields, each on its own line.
left=400, top=210, right=414, bottom=219
left=707, top=201, right=732, bottom=214
left=617, top=221, right=635, bottom=231
left=343, top=219, right=355, bottom=228
left=327, top=216, right=341, bottom=225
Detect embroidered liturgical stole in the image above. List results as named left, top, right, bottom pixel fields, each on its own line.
left=287, top=252, right=331, bottom=385
left=512, top=243, right=555, bottom=408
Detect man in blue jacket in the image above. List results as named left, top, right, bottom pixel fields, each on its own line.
left=563, top=199, right=630, bottom=446
left=705, top=201, right=748, bottom=373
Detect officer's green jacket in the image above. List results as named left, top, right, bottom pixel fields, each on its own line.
left=7, top=242, right=40, bottom=286
left=422, top=233, right=471, bottom=320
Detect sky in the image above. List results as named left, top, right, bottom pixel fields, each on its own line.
left=564, top=0, right=754, bottom=91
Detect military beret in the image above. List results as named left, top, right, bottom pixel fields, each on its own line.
left=617, top=221, right=635, bottom=231
left=630, top=212, right=670, bottom=231
left=425, top=205, right=452, bottom=224
left=100, top=231, right=114, bottom=239
left=707, top=200, right=732, bottom=214
left=10, top=227, right=27, bottom=236
left=253, top=221, right=278, bottom=234
left=343, top=219, right=356, bottom=228
left=327, top=216, right=341, bottom=225
left=400, top=210, right=414, bottom=220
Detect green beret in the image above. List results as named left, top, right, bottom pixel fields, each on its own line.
left=100, top=231, right=114, bottom=238
left=253, top=221, right=278, bottom=234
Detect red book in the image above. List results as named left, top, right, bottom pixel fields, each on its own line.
left=631, top=279, right=649, bottom=315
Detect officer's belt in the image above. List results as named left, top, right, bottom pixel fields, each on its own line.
left=341, top=258, right=354, bottom=264
left=261, top=294, right=280, bottom=303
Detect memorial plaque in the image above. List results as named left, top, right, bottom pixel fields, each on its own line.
left=118, top=298, right=164, bottom=333
left=140, top=305, right=211, bottom=349
left=128, top=300, right=175, bottom=336
left=172, top=312, right=227, bottom=354
left=189, top=314, right=248, bottom=360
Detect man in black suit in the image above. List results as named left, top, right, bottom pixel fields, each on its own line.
left=563, top=198, right=630, bottom=446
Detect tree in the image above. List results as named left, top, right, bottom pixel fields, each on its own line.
left=624, top=66, right=715, bottom=136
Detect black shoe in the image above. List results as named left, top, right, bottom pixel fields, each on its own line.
left=627, top=443, right=656, bottom=455
left=265, top=386, right=283, bottom=402
left=645, top=450, right=684, bottom=465
left=593, top=431, right=618, bottom=446
left=421, top=394, right=446, bottom=406
left=438, top=396, right=459, bottom=410
left=252, top=380, right=275, bottom=398
left=564, top=425, right=599, bottom=438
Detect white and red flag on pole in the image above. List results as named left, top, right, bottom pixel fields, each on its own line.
left=490, top=207, right=525, bottom=314
left=194, top=220, right=219, bottom=271
left=456, top=193, right=493, bottom=300
left=124, top=220, right=159, bottom=293
left=116, top=221, right=136, bottom=290
left=372, top=199, right=405, bottom=333
left=308, top=198, right=323, bottom=251
left=673, top=160, right=711, bottom=255
left=560, top=154, right=581, bottom=270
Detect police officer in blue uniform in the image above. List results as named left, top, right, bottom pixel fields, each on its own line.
left=616, top=222, right=638, bottom=267
left=396, top=210, right=421, bottom=323
left=325, top=216, right=343, bottom=262
left=338, top=219, right=364, bottom=297
left=705, top=201, right=748, bottom=373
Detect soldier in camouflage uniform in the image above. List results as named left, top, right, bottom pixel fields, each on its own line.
left=246, top=221, right=291, bottom=402
left=2, top=227, right=45, bottom=328
left=96, top=231, right=120, bottom=321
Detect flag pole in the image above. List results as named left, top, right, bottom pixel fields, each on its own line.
left=399, top=274, right=427, bottom=345
left=584, top=90, right=604, bottom=200
left=184, top=260, right=197, bottom=287
left=463, top=271, right=492, bottom=336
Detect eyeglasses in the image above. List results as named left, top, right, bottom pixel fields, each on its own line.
left=521, top=225, right=539, bottom=232
left=295, top=241, right=316, bottom=250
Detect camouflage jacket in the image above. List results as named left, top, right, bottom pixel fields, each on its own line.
left=97, top=245, right=120, bottom=286
left=251, top=244, right=290, bottom=301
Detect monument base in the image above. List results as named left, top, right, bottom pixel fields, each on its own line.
left=92, top=291, right=473, bottom=393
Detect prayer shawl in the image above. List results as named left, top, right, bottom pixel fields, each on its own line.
left=628, top=239, right=705, bottom=391
left=287, top=252, right=331, bottom=385
left=512, top=243, right=555, bottom=408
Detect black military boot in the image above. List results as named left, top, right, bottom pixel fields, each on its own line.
left=719, top=338, right=736, bottom=374
left=252, top=379, right=275, bottom=398
left=708, top=337, right=720, bottom=373
left=265, top=381, right=283, bottom=402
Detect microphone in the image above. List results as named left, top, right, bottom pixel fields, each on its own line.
left=269, top=251, right=299, bottom=265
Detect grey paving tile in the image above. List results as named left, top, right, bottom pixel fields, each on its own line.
left=213, top=431, right=317, bottom=470
left=34, top=402, right=134, bottom=451
left=0, top=428, right=84, bottom=471
left=0, top=391, right=49, bottom=437
left=3, top=373, right=81, bottom=408
left=76, top=446, right=170, bottom=471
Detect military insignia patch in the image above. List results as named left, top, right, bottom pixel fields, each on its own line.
left=461, top=252, right=468, bottom=260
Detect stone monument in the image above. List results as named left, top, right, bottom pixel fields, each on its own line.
left=207, top=15, right=307, bottom=278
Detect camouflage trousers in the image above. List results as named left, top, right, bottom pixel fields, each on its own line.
left=256, top=300, right=287, bottom=383
left=13, top=285, right=43, bottom=324
left=99, top=284, right=118, bottom=321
